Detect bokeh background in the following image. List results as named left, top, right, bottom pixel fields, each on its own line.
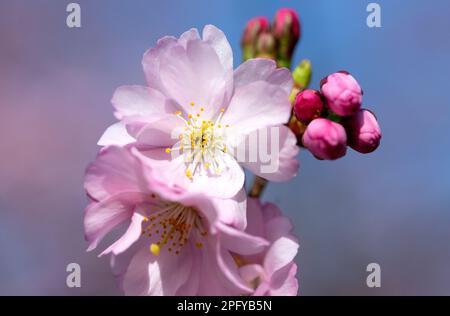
left=1, top=0, right=449, bottom=295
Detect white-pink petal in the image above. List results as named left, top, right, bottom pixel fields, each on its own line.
left=240, top=125, right=299, bottom=182
left=263, top=236, right=299, bottom=277
left=222, top=81, right=292, bottom=136
left=99, top=212, right=146, bottom=256
left=233, top=58, right=293, bottom=95
left=97, top=122, right=135, bottom=147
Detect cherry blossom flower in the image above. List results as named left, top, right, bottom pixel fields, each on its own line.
left=98, top=25, right=299, bottom=199
left=84, top=146, right=269, bottom=295
left=234, top=198, right=299, bottom=296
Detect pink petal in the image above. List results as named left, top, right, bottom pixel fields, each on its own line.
left=123, top=242, right=193, bottom=296
left=175, top=246, right=201, bottom=295
left=211, top=188, right=247, bottom=230
left=179, top=28, right=200, bottom=48
left=197, top=241, right=240, bottom=295
left=158, top=39, right=231, bottom=118
left=239, top=125, right=299, bottom=182
left=84, top=193, right=144, bottom=251
left=218, top=222, right=269, bottom=255
left=97, top=122, right=136, bottom=147
left=263, top=236, right=299, bottom=276
left=110, top=238, right=147, bottom=291
left=142, top=36, right=178, bottom=94
left=202, top=25, right=233, bottom=76
left=233, top=58, right=292, bottom=95
left=245, top=198, right=266, bottom=237
left=222, top=81, right=292, bottom=136
left=112, top=85, right=176, bottom=120
left=269, top=263, right=298, bottom=296
left=135, top=114, right=184, bottom=147
left=215, top=238, right=254, bottom=294
left=99, top=212, right=146, bottom=256
left=84, top=146, right=148, bottom=201
left=188, top=154, right=245, bottom=199
left=239, top=264, right=265, bottom=285
left=261, top=201, right=282, bottom=222
left=265, top=216, right=295, bottom=242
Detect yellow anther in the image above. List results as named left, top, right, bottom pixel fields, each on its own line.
left=188, top=114, right=193, bottom=119
left=200, top=107, right=204, bottom=111
left=204, top=162, right=210, bottom=170
left=175, top=111, right=182, bottom=115
left=220, top=108, right=225, bottom=113
left=143, top=217, right=149, bottom=222
left=186, top=168, right=193, bottom=179
left=218, top=124, right=222, bottom=128
left=197, top=113, right=200, bottom=117
left=190, top=102, right=195, bottom=106
left=165, top=148, right=171, bottom=153
left=150, top=243, right=160, bottom=256
left=225, top=124, right=230, bottom=128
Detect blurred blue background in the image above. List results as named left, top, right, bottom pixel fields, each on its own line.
left=1, top=0, right=449, bottom=295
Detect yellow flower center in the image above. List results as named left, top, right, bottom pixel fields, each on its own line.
left=141, top=197, right=208, bottom=256
left=167, top=103, right=230, bottom=179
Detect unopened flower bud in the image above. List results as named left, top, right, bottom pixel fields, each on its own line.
left=320, top=71, right=362, bottom=117
left=293, top=89, right=324, bottom=124
left=255, top=32, right=276, bottom=59
left=241, top=17, right=270, bottom=61
left=273, top=8, right=300, bottom=68
left=292, top=59, right=312, bottom=89
left=302, top=118, right=347, bottom=160
left=344, top=109, right=381, bottom=154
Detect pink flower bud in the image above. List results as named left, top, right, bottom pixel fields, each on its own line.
left=273, top=8, right=300, bottom=67
left=256, top=32, right=276, bottom=58
left=273, top=8, right=300, bottom=42
left=344, top=109, right=381, bottom=153
left=293, top=89, right=324, bottom=124
left=302, top=118, right=347, bottom=160
left=241, top=17, right=270, bottom=61
left=320, top=71, right=362, bottom=116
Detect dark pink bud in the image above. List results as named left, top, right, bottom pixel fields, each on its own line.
left=273, top=8, right=300, bottom=67
left=241, top=17, right=270, bottom=61
left=320, top=72, right=362, bottom=116
left=256, top=32, right=276, bottom=58
left=273, top=8, right=300, bottom=42
left=293, top=89, right=324, bottom=124
left=344, top=109, right=381, bottom=153
left=302, top=118, right=347, bottom=160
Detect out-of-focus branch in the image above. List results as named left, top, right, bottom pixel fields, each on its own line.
left=248, top=176, right=268, bottom=198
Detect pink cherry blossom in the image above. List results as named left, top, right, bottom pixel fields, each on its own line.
left=235, top=198, right=299, bottom=296
left=98, top=25, right=299, bottom=199
left=84, top=146, right=269, bottom=295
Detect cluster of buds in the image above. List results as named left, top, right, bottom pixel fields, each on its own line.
left=293, top=71, right=381, bottom=160
left=241, top=8, right=300, bottom=67
left=242, top=8, right=381, bottom=189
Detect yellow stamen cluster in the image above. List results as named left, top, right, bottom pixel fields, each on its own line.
left=142, top=202, right=208, bottom=256
left=165, top=102, right=230, bottom=179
